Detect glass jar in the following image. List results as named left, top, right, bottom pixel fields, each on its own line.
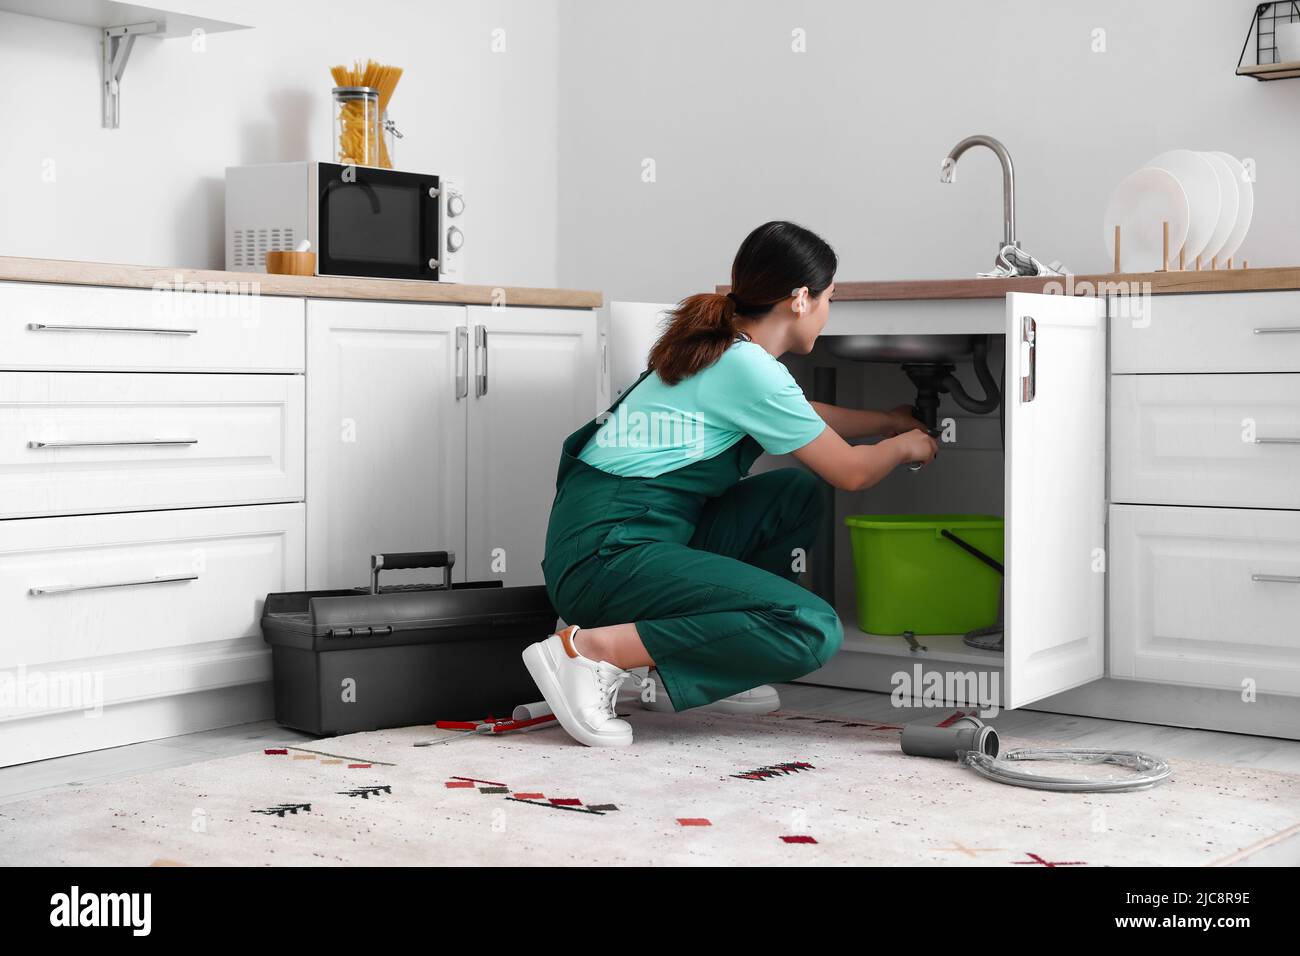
left=332, top=86, right=379, bottom=167
left=380, top=112, right=403, bottom=169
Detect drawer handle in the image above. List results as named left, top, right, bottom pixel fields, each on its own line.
left=1251, top=574, right=1300, bottom=585
left=1253, top=437, right=1300, bottom=445
left=1252, top=326, right=1300, bottom=335
left=28, top=438, right=199, bottom=449
left=29, top=573, right=199, bottom=597
left=27, top=322, right=199, bottom=335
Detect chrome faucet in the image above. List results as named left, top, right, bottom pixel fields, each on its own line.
left=940, top=134, right=1061, bottom=278
left=941, top=134, right=1017, bottom=250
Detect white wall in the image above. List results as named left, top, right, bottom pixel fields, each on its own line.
left=0, top=0, right=560, bottom=287
left=556, top=0, right=1300, bottom=302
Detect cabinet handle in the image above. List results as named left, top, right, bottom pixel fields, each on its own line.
left=1254, top=437, right=1300, bottom=445
left=27, top=322, right=199, bottom=335
left=474, top=324, right=488, bottom=397
left=455, top=326, right=469, bottom=399
left=1251, top=573, right=1300, bottom=584
left=1019, top=316, right=1036, bottom=403
left=28, top=438, right=199, bottom=449
left=1252, top=326, right=1300, bottom=335
left=29, top=573, right=199, bottom=596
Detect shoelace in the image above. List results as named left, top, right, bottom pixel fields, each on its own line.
left=594, top=664, right=655, bottom=719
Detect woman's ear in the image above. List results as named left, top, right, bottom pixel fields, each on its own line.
left=791, top=286, right=810, bottom=315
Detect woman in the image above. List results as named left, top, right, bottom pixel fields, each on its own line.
left=522, top=221, right=938, bottom=747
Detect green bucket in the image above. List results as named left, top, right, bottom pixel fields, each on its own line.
left=843, top=514, right=1004, bottom=635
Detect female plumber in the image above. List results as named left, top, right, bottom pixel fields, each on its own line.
left=522, top=221, right=939, bottom=747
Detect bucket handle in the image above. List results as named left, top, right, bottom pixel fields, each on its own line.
left=939, top=530, right=1004, bottom=576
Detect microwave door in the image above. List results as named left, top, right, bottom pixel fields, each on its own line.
left=317, top=165, right=440, bottom=280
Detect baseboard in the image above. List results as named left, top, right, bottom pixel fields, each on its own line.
left=798, top=655, right=1300, bottom=741
left=1027, top=678, right=1300, bottom=741
left=0, top=682, right=274, bottom=767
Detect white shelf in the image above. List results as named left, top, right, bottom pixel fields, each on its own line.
left=0, top=0, right=248, bottom=38
left=0, top=0, right=251, bottom=128
left=837, top=612, right=1004, bottom=667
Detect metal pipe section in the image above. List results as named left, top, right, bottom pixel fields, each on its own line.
left=941, top=134, right=1017, bottom=249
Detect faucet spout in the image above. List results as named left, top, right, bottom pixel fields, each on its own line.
left=941, top=134, right=1016, bottom=249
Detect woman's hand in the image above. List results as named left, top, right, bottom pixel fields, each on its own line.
left=883, top=405, right=928, bottom=437
left=883, top=428, right=939, bottom=467
left=793, top=425, right=940, bottom=491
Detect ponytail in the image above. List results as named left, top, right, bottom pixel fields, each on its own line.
left=646, top=221, right=837, bottom=387
left=646, top=292, right=738, bottom=386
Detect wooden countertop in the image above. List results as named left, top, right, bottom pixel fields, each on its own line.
left=720, top=267, right=1300, bottom=302
left=0, top=256, right=603, bottom=309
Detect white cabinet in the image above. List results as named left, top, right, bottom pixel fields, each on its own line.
left=0, top=372, right=304, bottom=519
left=0, top=281, right=304, bottom=373
left=1, top=504, right=304, bottom=677
left=1109, top=504, right=1300, bottom=696
left=305, top=299, right=468, bottom=589
left=614, top=293, right=1108, bottom=711
left=1111, top=373, right=1300, bottom=510
left=0, top=276, right=601, bottom=766
left=305, top=300, right=599, bottom=590
left=465, top=306, right=598, bottom=585
left=1111, top=290, right=1300, bottom=373
left=1002, top=293, right=1107, bottom=708
left=0, top=503, right=304, bottom=765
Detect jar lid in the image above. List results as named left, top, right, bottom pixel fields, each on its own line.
left=332, top=86, right=379, bottom=98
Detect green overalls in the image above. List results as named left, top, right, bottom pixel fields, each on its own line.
left=541, top=368, right=844, bottom=712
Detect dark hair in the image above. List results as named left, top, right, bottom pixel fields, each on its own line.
left=648, top=221, right=837, bottom=385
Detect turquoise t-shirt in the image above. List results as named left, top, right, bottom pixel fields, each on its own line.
left=579, top=340, right=827, bottom=478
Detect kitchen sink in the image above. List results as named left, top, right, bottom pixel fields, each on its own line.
left=823, top=334, right=985, bottom=364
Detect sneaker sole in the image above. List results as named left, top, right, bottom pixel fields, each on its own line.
left=522, top=641, right=633, bottom=747
left=635, top=685, right=781, bottom=715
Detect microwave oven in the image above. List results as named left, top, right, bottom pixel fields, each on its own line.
left=224, top=162, right=465, bottom=282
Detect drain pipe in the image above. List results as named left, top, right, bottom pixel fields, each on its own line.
left=901, top=715, right=1000, bottom=760
left=941, top=335, right=1001, bottom=415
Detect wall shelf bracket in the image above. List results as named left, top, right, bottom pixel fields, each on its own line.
left=102, top=21, right=160, bottom=129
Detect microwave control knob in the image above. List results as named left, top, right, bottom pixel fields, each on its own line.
left=446, top=226, right=465, bottom=253
left=447, top=194, right=465, bottom=217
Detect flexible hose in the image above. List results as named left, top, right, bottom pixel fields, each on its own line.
left=942, top=335, right=1001, bottom=414
left=960, top=748, right=1172, bottom=793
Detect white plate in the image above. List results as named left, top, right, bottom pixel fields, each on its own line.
left=1146, top=149, right=1221, bottom=265
left=1103, top=167, right=1189, bottom=272
left=1209, top=151, right=1253, bottom=263
left=1199, top=152, right=1240, bottom=264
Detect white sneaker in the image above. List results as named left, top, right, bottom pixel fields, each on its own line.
left=521, top=625, right=653, bottom=747
left=635, top=668, right=781, bottom=715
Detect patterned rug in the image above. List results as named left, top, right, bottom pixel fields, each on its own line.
left=2, top=708, right=1297, bottom=866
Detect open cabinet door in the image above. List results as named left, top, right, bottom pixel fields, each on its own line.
left=1004, top=291, right=1106, bottom=708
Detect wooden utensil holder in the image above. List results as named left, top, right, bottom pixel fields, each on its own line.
left=265, top=251, right=317, bottom=276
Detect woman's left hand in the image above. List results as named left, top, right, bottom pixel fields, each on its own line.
left=883, top=405, right=927, bottom=437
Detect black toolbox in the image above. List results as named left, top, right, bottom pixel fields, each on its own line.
left=260, top=550, right=557, bottom=735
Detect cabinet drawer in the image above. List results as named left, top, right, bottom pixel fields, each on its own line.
left=0, top=372, right=304, bottom=518
left=1109, top=505, right=1300, bottom=696
left=0, top=282, right=304, bottom=372
left=1110, top=373, right=1300, bottom=509
left=0, top=504, right=304, bottom=674
left=1110, top=290, right=1300, bottom=373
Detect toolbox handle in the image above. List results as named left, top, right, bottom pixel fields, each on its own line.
left=370, top=551, right=455, bottom=594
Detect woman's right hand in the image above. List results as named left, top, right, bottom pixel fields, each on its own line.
left=887, top=428, right=939, bottom=468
